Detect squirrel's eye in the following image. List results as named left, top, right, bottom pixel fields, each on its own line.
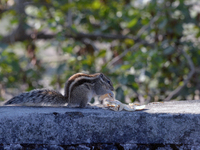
left=107, top=80, right=111, bottom=84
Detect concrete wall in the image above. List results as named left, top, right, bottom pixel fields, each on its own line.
left=0, top=100, right=200, bottom=150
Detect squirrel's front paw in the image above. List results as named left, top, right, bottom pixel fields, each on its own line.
left=85, top=103, right=101, bottom=109
left=108, top=91, right=114, bottom=98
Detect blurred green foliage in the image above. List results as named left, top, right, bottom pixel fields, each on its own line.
left=0, top=0, right=200, bottom=103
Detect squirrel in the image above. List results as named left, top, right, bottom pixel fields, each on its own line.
left=4, top=73, right=114, bottom=107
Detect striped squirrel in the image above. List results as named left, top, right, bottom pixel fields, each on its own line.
left=4, top=73, right=114, bottom=107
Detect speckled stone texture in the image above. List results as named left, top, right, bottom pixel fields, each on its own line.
left=0, top=100, right=200, bottom=149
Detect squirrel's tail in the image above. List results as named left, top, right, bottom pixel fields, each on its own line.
left=4, top=94, right=25, bottom=105
left=4, top=89, right=67, bottom=106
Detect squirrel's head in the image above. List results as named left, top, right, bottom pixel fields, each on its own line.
left=94, top=73, right=114, bottom=96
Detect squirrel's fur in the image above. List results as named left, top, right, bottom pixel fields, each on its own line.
left=4, top=89, right=66, bottom=106
left=4, top=73, right=114, bottom=107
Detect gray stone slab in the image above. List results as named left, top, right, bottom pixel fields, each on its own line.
left=0, top=100, right=200, bottom=146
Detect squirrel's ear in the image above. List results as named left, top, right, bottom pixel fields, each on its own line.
left=99, top=73, right=104, bottom=78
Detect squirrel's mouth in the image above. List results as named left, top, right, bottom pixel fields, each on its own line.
left=111, top=87, right=115, bottom=91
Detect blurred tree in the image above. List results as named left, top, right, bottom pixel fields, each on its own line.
left=0, top=0, right=200, bottom=103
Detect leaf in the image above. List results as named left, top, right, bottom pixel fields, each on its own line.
left=92, top=1, right=101, bottom=9
left=127, top=75, right=135, bottom=83
left=121, top=64, right=131, bottom=70
left=118, top=75, right=127, bottom=85
left=57, top=63, right=66, bottom=75
left=159, top=19, right=167, bottom=29
left=124, top=39, right=134, bottom=45
left=127, top=18, right=138, bottom=28
left=116, top=87, right=125, bottom=102
left=0, top=43, right=8, bottom=49
left=10, top=18, right=18, bottom=25
left=96, top=50, right=106, bottom=57
left=145, top=70, right=151, bottom=78
left=163, top=46, right=175, bottom=55
left=11, top=61, right=20, bottom=72
left=62, top=46, right=73, bottom=53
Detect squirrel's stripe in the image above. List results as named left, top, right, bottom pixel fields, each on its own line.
left=64, top=73, right=100, bottom=99
left=66, top=74, right=100, bottom=101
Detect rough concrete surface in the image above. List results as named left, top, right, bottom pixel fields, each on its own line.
left=0, top=100, right=200, bottom=149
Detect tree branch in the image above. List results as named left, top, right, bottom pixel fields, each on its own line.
left=66, top=0, right=72, bottom=27
left=136, top=13, right=160, bottom=38
left=1, top=0, right=27, bottom=43
left=1, top=30, right=150, bottom=44
left=107, top=43, right=140, bottom=67
left=107, top=13, right=160, bottom=67
left=164, top=48, right=195, bottom=101
left=66, top=32, right=137, bottom=41
left=1, top=1, right=157, bottom=46
left=81, top=38, right=99, bottom=51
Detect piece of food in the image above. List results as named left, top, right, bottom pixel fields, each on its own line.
left=100, top=93, right=145, bottom=111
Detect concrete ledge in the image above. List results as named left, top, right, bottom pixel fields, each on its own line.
left=0, top=100, right=200, bottom=149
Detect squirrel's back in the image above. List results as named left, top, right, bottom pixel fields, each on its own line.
left=4, top=89, right=66, bottom=106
